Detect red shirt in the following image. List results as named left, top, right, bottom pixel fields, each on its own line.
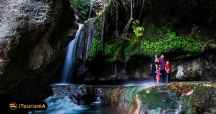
left=165, top=63, right=172, bottom=73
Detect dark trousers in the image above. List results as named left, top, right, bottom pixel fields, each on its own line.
left=166, top=73, right=171, bottom=83
left=151, top=71, right=156, bottom=82
left=160, top=70, right=166, bottom=82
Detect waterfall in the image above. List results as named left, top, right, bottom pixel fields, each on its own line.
left=61, top=24, right=84, bottom=83
left=61, top=0, right=98, bottom=83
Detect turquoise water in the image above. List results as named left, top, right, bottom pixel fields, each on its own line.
left=30, top=82, right=184, bottom=114
left=34, top=82, right=164, bottom=114
left=30, top=96, right=119, bottom=114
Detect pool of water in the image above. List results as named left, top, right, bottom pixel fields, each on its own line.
left=30, top=82, right=216, bottom=114
left=30, top=96, right=119, bottom=114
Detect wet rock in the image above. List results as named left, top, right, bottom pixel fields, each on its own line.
left=81, top=51, right=216, bottom=83
left=29, top=38, right=54, bottom=70
left=98, top=82, right=216, bottom=114
left=0, top=0, right=77, bottom=99
left=172, top=51, right=216, bottom=81
left=48, top=82, right=216, bottom=114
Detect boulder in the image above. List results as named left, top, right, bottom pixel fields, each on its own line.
left=0, top=0, right=77, bottom=99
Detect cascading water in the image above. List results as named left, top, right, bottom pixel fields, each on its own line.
left=61, top=24, right=84, bottom=83
left=30, top=24, right=88, bottom=114
left=35, top=2, right=100, bottom=113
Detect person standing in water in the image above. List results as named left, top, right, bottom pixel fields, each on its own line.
left=165, top=60, right=172, bottom=83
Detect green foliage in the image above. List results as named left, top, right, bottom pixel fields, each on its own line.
left=69, top=0, right=90, bottom=21
left=131, top=20, right=144, bottom=41
left=141, top=32, right=203, bottom=56
left=87, top=16, right=104, bottom=60
left=88, top=23, right=203, bottom=63
left=104, top=42, right=121, bottom=62
left=94, top=16, right=104, bottom=39
left=104, top=40, right=127, bottom=62
left=88, top=38, right=103, bottom=59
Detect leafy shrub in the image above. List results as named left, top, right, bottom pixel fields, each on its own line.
left=104, top=40, right=126, bottom=62
left=87, top=16, right=104, bottom=60
left=88, top=23, right=203, bottom=63
left=131, top=20, right=144, bottom=41
left=141, top=32, right=203, bottom=56
left=88, top=38, right=102, bottom=59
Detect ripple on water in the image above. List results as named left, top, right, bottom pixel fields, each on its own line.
left=29, top=96, right=86, bottom=114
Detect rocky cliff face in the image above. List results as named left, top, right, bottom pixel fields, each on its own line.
left=0, top=0, right=76, bottom=99
left=78, top=51, right=216, bottom=83
left=75, top=0, right=216, bottom=83
left=172, top=51, right=216, bottom=81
